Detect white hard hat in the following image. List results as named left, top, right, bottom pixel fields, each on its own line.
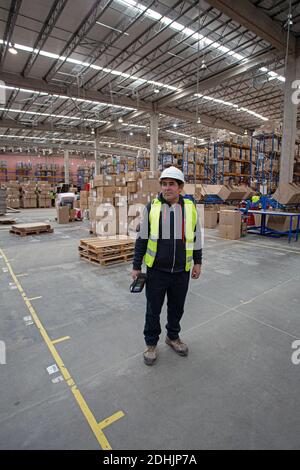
left=159, top=166, right=185, bottom=183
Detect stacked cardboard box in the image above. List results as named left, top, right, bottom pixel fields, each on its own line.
left=204, top=207, right=218, bottom=228
left=272, top=183, right=300, bottom=205
left=218, top=210, right=241, bottom=240
left=37, top=182, right=52, bottom=208
left=21, top=183, right=37, bottom=208
left=80, top=190, right=89, bottom=211
left=90, top=170, right=161, bottom=236
left=5, top=182, right=20, bottom=209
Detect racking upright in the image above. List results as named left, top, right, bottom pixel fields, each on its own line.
left=253, top=132, right=281, bottom=194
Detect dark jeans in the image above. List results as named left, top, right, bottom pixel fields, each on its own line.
left=144, top=268, right=190, bottom=346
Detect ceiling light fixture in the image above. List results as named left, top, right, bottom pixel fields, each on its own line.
left=154, top=89, right=160, bottom=94
left=200, top=59, right=207, bottom=70
left=96, top=21, right=129, bottom=36
left=8, top=42, right=18, bottom=55
left=118, top=117, right=124, bottom=123
left=173, top=123, right=177, bottom=128
left=197, top=117, right=201, bottom=124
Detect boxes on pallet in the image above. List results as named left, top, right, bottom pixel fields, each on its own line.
left=21, top=197, right=37, bottom=209
left=38, top=195, right=51, bottom=208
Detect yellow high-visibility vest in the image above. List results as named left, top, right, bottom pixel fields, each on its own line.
left=144, top=198, right=197, bottom=272
left=252, top=195, right=260, bottom=204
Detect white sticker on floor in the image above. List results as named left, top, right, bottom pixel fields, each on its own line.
left=2, top=268, right=8, bottom=272
left=52, top=375, right=64, bottom=384
left=23, top=315, right=34, bottom=325
left=9, top=284, right=17, bottom=289
left=47, top=364, right=59, bottom=375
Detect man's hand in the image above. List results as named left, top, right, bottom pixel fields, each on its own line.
left=191, top=264, right=201, bottom=279
left=132, top=269, right=141, bottom=280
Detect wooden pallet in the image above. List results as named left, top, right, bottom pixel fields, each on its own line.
left=10, top=222, right=54, bottom=237
left=79, top=236, right=134, bottom=266
left=79, top=250, right=133, bottom=266
left=0, top=218, right=15, bottom=225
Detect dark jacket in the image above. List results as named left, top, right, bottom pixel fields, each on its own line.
left=133, top=193, right=202, bottom=272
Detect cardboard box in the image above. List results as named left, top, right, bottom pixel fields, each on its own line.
left=127, top=182, right=137, bottom=193
left=69, top=209, right=76, bottom=221
left=115, top=175, right=126, bottom=186
left=96, top=186, right=115, bottom=199
left=272, top=184, right=300, bottom=205
left=219, top=210, right=241, bottom=226
left=114, top=186, right=128, bottom=197
left=218, top=224, right=241, bottom=240
left=266, top=214, right=299, bottom=232
left=57, top=206, right=70, bottom=224
left=140, top=170, right=160, bottom=179
left=137, top=179, right=160, bottom=193
left=204, top=209, right=218, bottom=228
left=183, top=184, right=196, bottom=196
left=125, top=172, right=139, bottom=183
left=93, top=174, right=116, bottom=187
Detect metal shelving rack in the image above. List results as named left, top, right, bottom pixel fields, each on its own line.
left=0, top=160, right=8, bottom=182
left=253, top=132, right=281, bottom=194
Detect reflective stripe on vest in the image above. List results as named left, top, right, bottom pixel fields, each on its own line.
left=144, top=198, right=197, bottom=271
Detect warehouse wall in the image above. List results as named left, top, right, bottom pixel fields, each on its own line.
left=0, top=153, right=93, bottom=182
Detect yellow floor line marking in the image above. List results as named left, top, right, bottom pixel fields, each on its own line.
left=0, top=247, right=123, bottom=450
left=28, top=296, right=43, bottom=301
left=52, top=336, right=70, bottom=345
left=16, top=273, right=28, bottom=277
left=98, top=411, right=125, bottom=430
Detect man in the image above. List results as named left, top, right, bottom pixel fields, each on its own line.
left=132, top=166, right=202, bottom=366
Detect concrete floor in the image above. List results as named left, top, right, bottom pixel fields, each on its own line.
left=0, top=208, right=300, bottom=450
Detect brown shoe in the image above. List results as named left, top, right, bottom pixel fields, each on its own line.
left=165, top=336, right=188, bottom=356
left=143, top=345, right=158, bottom=365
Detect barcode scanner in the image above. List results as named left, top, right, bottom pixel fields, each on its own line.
left=130, top=273, right=147, bottom=293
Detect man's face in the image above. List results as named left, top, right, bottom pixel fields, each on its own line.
left=160, top=178, right=182, bottom=203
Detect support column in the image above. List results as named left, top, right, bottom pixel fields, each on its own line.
left=64, top=149, right=70, bottom=185
left=280, top=46, right=300, bottom=185
left=94, top=138, right=101, bottom=176
left=150, top=112, right=159, bottom=171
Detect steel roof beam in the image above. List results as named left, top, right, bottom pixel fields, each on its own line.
left=156, top=48, right=283, bottom=107
left=22, top=0, right=69, bottom=77
left=0, top=0, right=22, bottom=65
left=0, top=71, right=244, bottom=134
left=0, top=139, right=140, bottom=156
left=206, top=0, right=295, bottom=53
left=43, top=0, right=114, bottom=83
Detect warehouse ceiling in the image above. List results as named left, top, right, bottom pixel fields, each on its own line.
left=0, top=0, right=299, bottom=154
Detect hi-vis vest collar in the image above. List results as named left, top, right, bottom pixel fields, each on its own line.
left=144, top=198, right=197, bottom=272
